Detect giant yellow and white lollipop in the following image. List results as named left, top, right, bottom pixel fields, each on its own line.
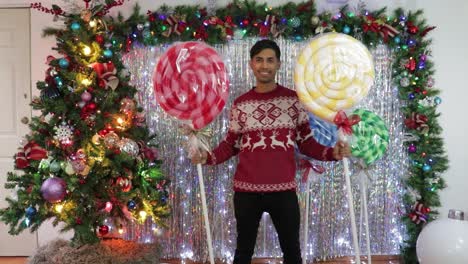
left=295, top=33, right=374, bottom=122
left=295, top=33, right=375, bottom=264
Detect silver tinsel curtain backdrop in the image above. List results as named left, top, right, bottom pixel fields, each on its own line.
left=121, top=38, right=407, bottom=262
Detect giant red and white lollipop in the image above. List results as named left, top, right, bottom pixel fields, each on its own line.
left=153, top=41, right=229, bottom=130
left=153, top=41, right=229, bottom=264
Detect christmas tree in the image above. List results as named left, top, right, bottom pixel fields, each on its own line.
left=0, top=1, right=170, bottom=245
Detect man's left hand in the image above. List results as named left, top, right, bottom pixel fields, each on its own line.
left=332, top=141, right=351, bottom=160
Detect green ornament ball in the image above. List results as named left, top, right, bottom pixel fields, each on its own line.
left=50, top=161, right=61, bottom=172
left=288, top=17, right=301, bottom=28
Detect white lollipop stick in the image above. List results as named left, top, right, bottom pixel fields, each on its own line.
left=303, top=169, right=312, bottom=264
left=196, top=164, right=215, bottom=264
left=361, top=169, right=372, bottom=264
left=338, top=129, right=361, bottom=264
left=184, top=128, right=215, bottom=264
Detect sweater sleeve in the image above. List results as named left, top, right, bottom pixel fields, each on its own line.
left=206, top=104, right=241, bottom=165
left=295, top=104, right=335, bottom=161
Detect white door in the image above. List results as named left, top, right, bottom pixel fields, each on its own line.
left=0, top=8, right=38, bottom=256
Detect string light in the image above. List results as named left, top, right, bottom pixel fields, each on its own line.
left=82, top=45, right=92, bottom=56
left=89, top=20, right=97, bottom=28
left=55, top=204, right=64, bottom=213
left=139, top=210, right=147, bottom=221
left=80, top=77, right=92, bottom=86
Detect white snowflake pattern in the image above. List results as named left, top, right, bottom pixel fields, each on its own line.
left=54, top=122, right=74, bottom=145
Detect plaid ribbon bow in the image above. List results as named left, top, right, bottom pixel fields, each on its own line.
left=91, top=62, right=119, bottom=90
left=409, top=201, right=430, bottom=224
left=15, top=141, right=48, bottom=169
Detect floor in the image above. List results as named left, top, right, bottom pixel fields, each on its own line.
left=0, top=258, right=26, bottom=264
left=0, top=256, right=401, bottom=264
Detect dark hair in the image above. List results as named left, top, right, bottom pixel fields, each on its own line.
left=250, top=39, right=281, bottom=60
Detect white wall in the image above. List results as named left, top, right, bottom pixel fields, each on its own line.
left=1, top=0, right=467, bottom=246
left=414, top=0, right=468, bottom=218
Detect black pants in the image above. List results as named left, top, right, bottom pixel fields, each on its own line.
left=233, top=191, right=302, bottom=264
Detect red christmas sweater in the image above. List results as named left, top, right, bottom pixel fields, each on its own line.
left=206, top=85, right=334, bottom=192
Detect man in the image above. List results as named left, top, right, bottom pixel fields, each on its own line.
left=192, top=39, right=350, bottom=264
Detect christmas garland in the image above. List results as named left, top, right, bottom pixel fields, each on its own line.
left=4, top=0, right=447, bottom=262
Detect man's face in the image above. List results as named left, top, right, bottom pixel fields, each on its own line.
left=249, top=48, right=281, bottom=85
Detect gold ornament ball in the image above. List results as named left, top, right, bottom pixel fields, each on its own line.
left=92, top=134, right=102, bottom=145
left=311, top=16, right=320, bottom=26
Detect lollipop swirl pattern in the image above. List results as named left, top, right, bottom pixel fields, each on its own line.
left=351, top=109, right=389, bottom=165
left=153, top=41, right=229, bottom=129
left=295, top=33, right=375, bottom=122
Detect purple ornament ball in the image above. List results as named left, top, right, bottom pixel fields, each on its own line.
left=40, top=177, right=67, bottom=203
left=81, top=91, right=92, bottom=102
left=408, top=144, right=417, bottom=153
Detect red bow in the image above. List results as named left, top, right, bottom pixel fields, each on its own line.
left=404, top=113, right=429, bottom=133
left=409, top=201, right=430, bottom=224
left=362, top=16, right=400, bottom=42
left=333, top=111, right=360, bottom=135
left=91, top=62, right=119, bottom=90
left=223, top=16, right=235, bottom=37
left=380, top=23, right=400, bottom=42
left=195, top=26, right=208, bottom=40
left=162, top=15, right=185, bottom=37
left=263, top=15, right=281, bottom=38
left=299, top=159, right=325, bottom=183
left=362, top=16, right=380, bottom=33
left=15, top=142, right=48, bottom=169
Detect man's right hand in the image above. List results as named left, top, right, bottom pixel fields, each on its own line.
left=191, top=150, right=208, bottom=165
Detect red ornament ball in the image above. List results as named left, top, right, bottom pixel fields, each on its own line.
left=98, top=225, right=109, bottom=236
left=95, top=34, right=105, bottom=45
left=87, top=102, right=97, bottom=110
left=408, top=25, right=419, bottom=34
